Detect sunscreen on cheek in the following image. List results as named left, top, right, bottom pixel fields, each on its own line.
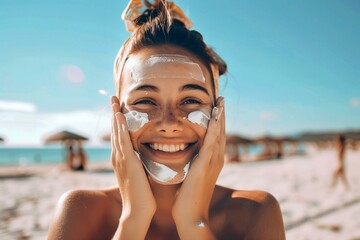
left=187, top=110, right=211, bottom=128
left=124, top=111, right=149, bottom=132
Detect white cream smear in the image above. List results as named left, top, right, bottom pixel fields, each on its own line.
left=187, top=110, right=211, bottom=128
left=124, top=111, right=149, bottom=132
left=125, top=54, right=205, bottom=83
left=141, top=156, right=191, bottom=185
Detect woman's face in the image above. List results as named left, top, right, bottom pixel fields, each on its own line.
left=119, top=45, right=215, bottom=172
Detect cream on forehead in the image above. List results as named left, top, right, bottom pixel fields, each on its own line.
left=125, top=54, right=205, bottom=83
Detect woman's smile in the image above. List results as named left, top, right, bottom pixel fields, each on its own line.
left=139, top=140, right=199, bottom=167
left=149, top=143, right=189, bottom=152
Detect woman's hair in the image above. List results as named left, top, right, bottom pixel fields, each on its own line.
left=114, top=0, right=227, bottom=88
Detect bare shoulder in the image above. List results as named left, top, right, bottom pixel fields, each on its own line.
left=211, top=185, right=286, bottom=240
left=48, top=186, right=121, bottom=240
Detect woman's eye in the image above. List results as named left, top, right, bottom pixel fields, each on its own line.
left=182, top=99, right=201, bottom=105
left=134, top=99, right=155, bottom=105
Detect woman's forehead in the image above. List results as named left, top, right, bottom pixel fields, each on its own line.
left=120, top=46, right=214, bottom=96
left=124, top=47, right=211, bottom=80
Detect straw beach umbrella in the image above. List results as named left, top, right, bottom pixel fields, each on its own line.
left=277, top=136, right=300, bottom=156
left=225, top=134, right=252, bottom=162
left=345, top=130, right=360, bottom=150
left=44, top=130, right=88, bottom=143
left=253, top=135, right=279, bottom=144
left=253, top=135, right=283, bottom=160
left=43, top=130, right=89, bottom=167
left=297, top=130, right=360, bottom=150
left=226, top=134, right=252, bottom=145
left=297, top=131, right=339, bottom=150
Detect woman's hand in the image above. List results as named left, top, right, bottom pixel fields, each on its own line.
left=110, top=96, right=156, bottom=240
left=172, top=97, right=225, bottom=240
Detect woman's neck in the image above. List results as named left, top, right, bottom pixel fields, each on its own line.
left=150, top=180, right=180, bottom=211
left=149, top=180, right=181, bottom=229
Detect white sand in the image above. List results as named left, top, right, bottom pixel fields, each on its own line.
left=1, top=148, right=359, bottom=240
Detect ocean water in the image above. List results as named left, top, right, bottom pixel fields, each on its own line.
left=0, top=146, right=111, bottom=166
left=0, top=144, right=301, bottom=166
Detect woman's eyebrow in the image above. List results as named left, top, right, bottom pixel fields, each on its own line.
left=180, top=84, right=209, bottom=96
left=130, top=84, right=159, bottom=93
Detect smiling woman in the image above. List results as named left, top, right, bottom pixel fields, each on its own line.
left=48, top=1, right=285, bottom=239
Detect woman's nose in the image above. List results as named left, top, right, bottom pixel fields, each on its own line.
left=155, top=106, right=184, bottom=134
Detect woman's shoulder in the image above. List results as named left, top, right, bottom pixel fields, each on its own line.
left=211, top=185, right=285, bottom=240
left=213, top=185, right=280, bottom=212
left=48, top=187, right=121, bottom=240
left=54, top=186, right=121, bottom=215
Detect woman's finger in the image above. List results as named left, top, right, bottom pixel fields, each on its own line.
left=112, top=105, right=122, bottom=154
left=111, top=98, right=119, bottom=146
left=115, top=111, right=137, bottom=160
left=218, top=98, right=226, bottom=164
left=194, top=110, right=221, bottom=168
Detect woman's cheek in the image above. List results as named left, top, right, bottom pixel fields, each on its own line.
left=123, top=109, right=151, bottom=151
left=124, top=110, right=149, bottom=132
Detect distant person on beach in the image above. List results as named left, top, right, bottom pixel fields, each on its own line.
left=65, top=141, right=88, bottom=171
left=331, top=134, right=350, bottom=189
left=48, top=1, right=285, bottom=239
left=74, top=141, right=88, bottom=171
left=65, top=144, right=75, bottom=170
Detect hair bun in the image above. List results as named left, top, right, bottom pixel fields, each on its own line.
left=122, top=0, right=192, bottom=32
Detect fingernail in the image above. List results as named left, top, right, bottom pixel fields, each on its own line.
left=218, top=97, right=225, bottom=107
left=212, top=107, right=219, bottom=121
left=110, top=96, right=116, bottom=103
left=111, top=103, right=116, bottom=111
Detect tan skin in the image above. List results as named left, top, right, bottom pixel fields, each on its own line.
left=48, top=46, right=285, bottom=240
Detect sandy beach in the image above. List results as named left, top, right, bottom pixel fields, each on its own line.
left=1, top=147, right=359, bottom=240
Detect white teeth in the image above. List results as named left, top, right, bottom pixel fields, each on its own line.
left=149, top=143, right=189, bottom=152
left=163, top=145, right=169, bottom=152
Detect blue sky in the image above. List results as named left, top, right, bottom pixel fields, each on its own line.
left=0, top=0, right=359, bottom=146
